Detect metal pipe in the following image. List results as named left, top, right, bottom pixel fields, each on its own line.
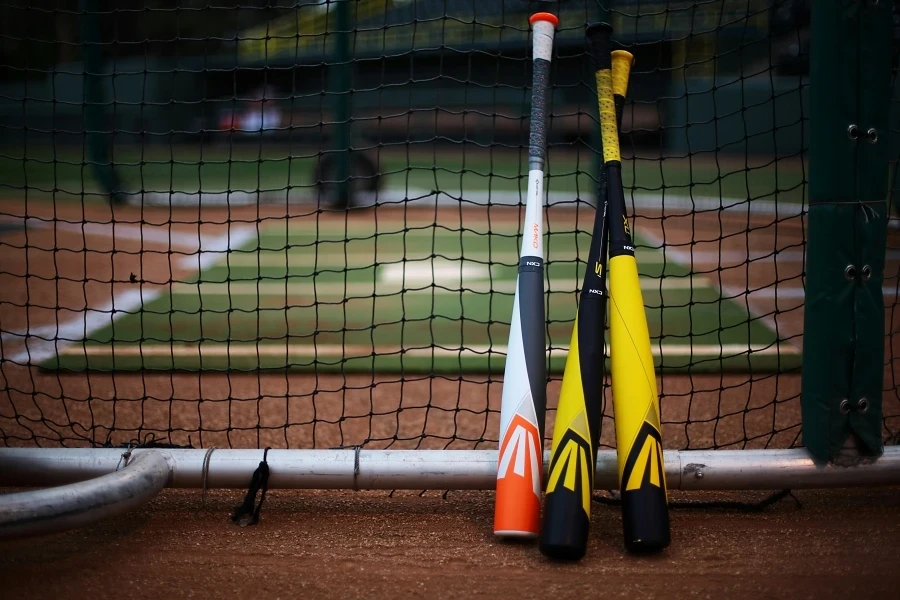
left=0, top=447, right=898, bottom=491
left=0, top=451, right=169, bottom=540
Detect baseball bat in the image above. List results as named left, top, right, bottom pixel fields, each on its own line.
left=494, top=11, right=558, bottom=539
left=588, top=23, right=671, bottom=553
left=539, top=22, right=631, bottom=561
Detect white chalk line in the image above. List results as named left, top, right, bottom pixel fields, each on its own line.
left=4, top=227, right=258, bottom=365
left=22, top=219, right=203, bottom=249
left=58, top=341, right=799, bottom=359
left=638, top=228, right=806, bottom=348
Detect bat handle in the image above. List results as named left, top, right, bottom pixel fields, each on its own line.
left=585, top=22, right=613, bottom=72
left=611, top=50, right=634, bottom=99
left=612, top=50, right=634, bottom=154
left=528, top=13, right=558, bottom=168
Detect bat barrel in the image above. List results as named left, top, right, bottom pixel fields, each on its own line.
left=539, top=307, right=606, bottom=560
left=540, top=497, right=590, bottom=559
left=623, top=488, right=671, bottom=552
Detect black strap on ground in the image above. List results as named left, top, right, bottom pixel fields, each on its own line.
left=231, top=447, right=271, bottom=527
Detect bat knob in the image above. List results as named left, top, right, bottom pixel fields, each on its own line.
left=585, top=22, right=614, bottom=71
left=529, top=12, right=559, bottom=28
left=585, top=22, right=613, bottom=44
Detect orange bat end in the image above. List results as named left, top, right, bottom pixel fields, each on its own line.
left=529, top=12, right=559, bottom=28
left=494, top=414, right=543, bottom=537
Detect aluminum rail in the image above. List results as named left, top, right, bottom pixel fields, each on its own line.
left=0, top=447, right=898, bottom=491
left=0, top=451, right=168, bottom=540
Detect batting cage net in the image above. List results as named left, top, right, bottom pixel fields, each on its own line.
left=0, top=0, right=897, bottom=452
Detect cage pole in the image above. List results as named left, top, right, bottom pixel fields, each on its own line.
left=1, top=448, right=898, bottom=492
left=0, top=451, right=168, bottom=540
left=79, top=0, right=121, bottom=202
left=328, top=0, right=353, bottom=208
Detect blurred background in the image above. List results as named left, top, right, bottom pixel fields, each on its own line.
left=0, top=0, right=818, bottom=208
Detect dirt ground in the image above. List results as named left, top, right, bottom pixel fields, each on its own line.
left=1, top=486, right=898, bottom=600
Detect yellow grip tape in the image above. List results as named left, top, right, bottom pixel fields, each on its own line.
left=611, top=50, right=634, bottom=99
left=595, top=69, right=620, bottom=163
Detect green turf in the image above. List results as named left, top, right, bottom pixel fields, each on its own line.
left=1, top=144, right=805, bottom=203
left=51, top=286, right=773, bottom=348
left=44, top=227, right=801, bottom=373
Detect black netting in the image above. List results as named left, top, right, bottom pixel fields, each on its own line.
left=0, top=0, right=896, bottom=451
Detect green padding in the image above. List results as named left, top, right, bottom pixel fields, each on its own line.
left=801, top=203, right=886, bottom=458
left=803, top=0, right=891, bottom=460
left=80, top=0, right=120, bottom=201
left=850, top=204, right=888, bottom=455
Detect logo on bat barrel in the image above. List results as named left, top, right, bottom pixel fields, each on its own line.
left=546, top=429, right=593, bottom=516
left=622, top=421, right=666, bottom=492
left=497, top=414, right=542, bottom=498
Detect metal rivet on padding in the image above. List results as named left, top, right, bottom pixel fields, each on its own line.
left=840, top=399, right=851, bottom=414
left=847, top=124, right=859, bottom=140
left=844, top=265, right=857, bottom=280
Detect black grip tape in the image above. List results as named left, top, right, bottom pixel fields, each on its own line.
left=585, top=22, right=613, bottom=72
left=529, top=58, right=552, bottom=161
left=614, top=95, right=625, bottom=128
left=606, top=164, right=634, bottom=258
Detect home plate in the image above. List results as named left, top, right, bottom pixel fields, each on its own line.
left=379, top=258, right=491, bottom=287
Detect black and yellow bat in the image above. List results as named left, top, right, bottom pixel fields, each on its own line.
left=538, top=22, right=629, bottom=561
left=590, top=23, right=671, bottom=553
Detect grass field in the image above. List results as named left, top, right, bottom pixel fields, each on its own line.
left=1, top=142, right=805, bottom=374
left=43, top=221, right=798, bottom=373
